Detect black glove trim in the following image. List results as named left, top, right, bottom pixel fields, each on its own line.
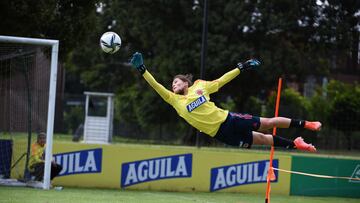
left=137, top=64, right=146, bottom=74
left=237, top=62, right=244, bottom=71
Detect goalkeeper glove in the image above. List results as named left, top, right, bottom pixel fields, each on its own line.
left=237, top=59, right=260, bottom=71
left=130, top=52, right=146, bottom=74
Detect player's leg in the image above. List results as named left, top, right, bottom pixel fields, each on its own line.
left=258, top=117, right=321, bottom=132
left=252, top=131, right=317, bottom=152
left=32, top=163, right=45, bottom=181
left=50, top=163, right=63, bottom=180
left=252, top=131, right=274, bottom=145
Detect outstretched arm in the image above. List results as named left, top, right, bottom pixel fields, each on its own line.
left=143, top=70, right=173, bottom=102
left=216, top=68, right=240, bottom=89
left=131, top=52, right=173, bottom=103
left=208, top=59, right=261, bottom=92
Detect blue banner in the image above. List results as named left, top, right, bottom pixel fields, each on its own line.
left=54, top=148, right=102, bottom=176
left=210, top=159, right=278, bottom=191
left=121, top=153, right=192, bottom=188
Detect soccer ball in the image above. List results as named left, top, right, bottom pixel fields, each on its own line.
left=100, top=32, right=122, bottom=54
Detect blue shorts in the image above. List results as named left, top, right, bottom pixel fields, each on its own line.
left=214, top=112, right=260, bottom=148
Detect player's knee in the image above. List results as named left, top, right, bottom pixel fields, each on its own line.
left=266, top=135, right=273, bottom=145
left=254, top=133, right=272, bottom=145
left=267, top=118, right=277, bottom=127
left=261, top=118, right=273, bottom=128
left=263, top=134, right=273, bottom=145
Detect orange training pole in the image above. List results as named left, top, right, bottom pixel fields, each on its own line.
left=265, top=78, right=282, bottom=203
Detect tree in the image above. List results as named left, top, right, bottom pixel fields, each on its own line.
left=64, top=0, right=359, bottom=146
left=265, top=88, right=313, bottom=140
left=328, top=81, right=360, bottom=150
left=319, top=0, right=360, bottom=74
left=0, top=0, right=99, bottom=59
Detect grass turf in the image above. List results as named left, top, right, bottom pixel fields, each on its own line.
left=0, top=186, right=359, bottom=203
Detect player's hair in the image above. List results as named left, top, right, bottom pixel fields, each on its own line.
left=173, top=74, right=193, bottom=86
left=37, top=132, right=46, bottom=139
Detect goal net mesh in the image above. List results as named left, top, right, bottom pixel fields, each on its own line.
left=0, top=43, right=51, bottom=181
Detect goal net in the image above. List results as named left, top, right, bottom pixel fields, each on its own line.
left=0, top=36, right=58, bottom=189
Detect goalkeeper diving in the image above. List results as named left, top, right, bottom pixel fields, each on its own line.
left=130, top=52, right=321, bottom=152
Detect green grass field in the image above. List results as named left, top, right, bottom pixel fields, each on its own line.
left=1, top=186, right=359, bottom=203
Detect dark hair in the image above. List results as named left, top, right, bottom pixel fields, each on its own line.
left=173, top=74, right=193, bottom=86
left=37, top=132, right=46, bottom=139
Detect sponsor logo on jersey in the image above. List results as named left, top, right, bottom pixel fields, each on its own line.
left=121, top=154, right=192, bottom=188
left=54, top=148, right=102, bottom=176
left=210, top=159, right=278, bottom=192
left=186, top=96, right=207, bottom=112
left=196, top=89, right=204, bottom=95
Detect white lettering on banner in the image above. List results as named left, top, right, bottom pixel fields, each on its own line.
left=75, top=153, right=83, bottom=172
left=254, top=163, right=262, bottom=182
left=210, top=160, right=278, bottom=192
left=138, top=161, right=148, bottom=182
left=237, top=165, right=247, bottom=184
left=175, top=156, right=187, bottom=176
left=149, top=160, right=160, bottom=179
left=84, top=151, right=97, bottom=172
left=214, top=168, right=225, bottom=189
left=121, top=154, right=192, bottom=188
left=226, top=166, right=236, bottom=186
left=54, top=148, right=102, bottom=176
left=160, top=158, right=166, bottom=178
left=125, top=164, right=138, bottom=185
left=350, top=165, right=360, bottom=183
left=68, top=153, right=74, bottom=173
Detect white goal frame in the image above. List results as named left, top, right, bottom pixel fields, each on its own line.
left=0, top=35, right=59, bottom=190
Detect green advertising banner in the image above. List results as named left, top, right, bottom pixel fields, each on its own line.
left=290, top=155, right=360, bottom=198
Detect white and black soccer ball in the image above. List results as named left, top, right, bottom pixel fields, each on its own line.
left=100, top=32, right=122, bottom=54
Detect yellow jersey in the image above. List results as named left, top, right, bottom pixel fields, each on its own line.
left=28, top=142, right=45, bottom=171
left=143, top=68, right=240, bottom=136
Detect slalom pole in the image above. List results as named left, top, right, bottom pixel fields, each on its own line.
left=265, top=78, right=282, bottom=203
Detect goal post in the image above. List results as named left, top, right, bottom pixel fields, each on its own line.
left=0, top=35, right=59, bottom=190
